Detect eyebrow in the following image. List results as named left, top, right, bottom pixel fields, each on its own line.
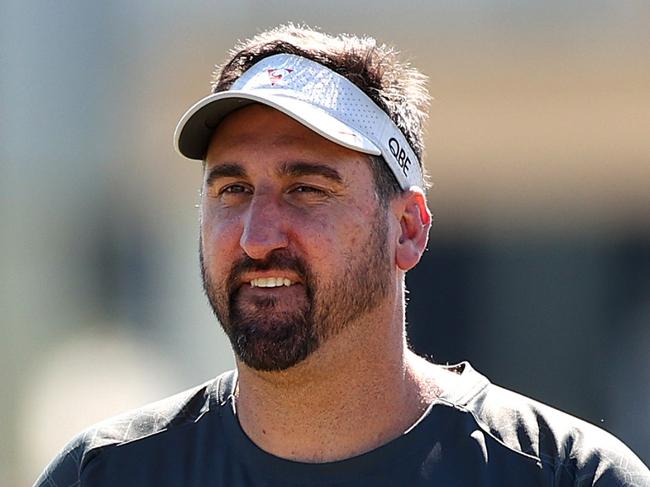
left=278, top=162, right=343, bottom=184
left=204, top=164, right=247, bottom=187
left=204, top=161, right=344, bottom=187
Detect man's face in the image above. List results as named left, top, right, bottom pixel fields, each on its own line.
left=200, top=104, right=395, bottom=371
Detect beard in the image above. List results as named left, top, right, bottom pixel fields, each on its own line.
left=200, top=208, right=391, bottom=372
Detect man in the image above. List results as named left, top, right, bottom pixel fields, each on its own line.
left=36, top=24, right=649, bottom=486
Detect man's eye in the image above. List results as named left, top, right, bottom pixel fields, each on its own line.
left=291, top=185, right=324, bottom=194
left=220, top=184, right=249, bottom=195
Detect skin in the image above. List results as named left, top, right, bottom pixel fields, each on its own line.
left=201, top=104, right=447, bottom=462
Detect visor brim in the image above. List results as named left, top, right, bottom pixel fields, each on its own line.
left=174, top=90, right=382, bottom=160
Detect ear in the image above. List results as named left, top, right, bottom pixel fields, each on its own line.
left=393, top=187, right=431, bottom=271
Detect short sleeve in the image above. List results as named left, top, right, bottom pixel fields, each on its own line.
left=33, top=430, right=91, bottom=487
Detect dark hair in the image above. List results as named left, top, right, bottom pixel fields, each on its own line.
left=212, top=24, right=430, bottom=202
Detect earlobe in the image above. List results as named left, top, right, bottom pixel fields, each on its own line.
left=395, top=188, right=431, bottom=271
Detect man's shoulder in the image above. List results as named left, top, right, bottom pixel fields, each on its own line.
left=77, top=375, right=221, bottom=448
left=449, top=365, right=649, bottom=485
left=34, top=371, right=235, bottom=487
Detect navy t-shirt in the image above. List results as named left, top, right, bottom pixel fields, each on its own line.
left=35, top=363, right=650, bottom=486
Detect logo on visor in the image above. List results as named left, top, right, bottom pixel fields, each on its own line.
left=388, top=137, right=412, bottom=177
left=267, top=68, right=294, bottom=86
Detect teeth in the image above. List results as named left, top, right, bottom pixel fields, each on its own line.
left=250, top=277, right=293, bottom=288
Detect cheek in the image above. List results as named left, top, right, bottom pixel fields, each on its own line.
left=296, top=210, right=365, bottom=264
left=200, top=204, right=242, bottom=258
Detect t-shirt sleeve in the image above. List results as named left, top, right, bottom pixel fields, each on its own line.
left=32, top=378, right=220, bottom=486
left=573, top=433, right=650, bottom=486
left=33, top=432, right=89, bottom=487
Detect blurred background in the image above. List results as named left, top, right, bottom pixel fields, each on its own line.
left=2, top=0, right=648, bottom=484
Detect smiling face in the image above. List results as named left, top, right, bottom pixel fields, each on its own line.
left=200, top=104, right=396, bottom=371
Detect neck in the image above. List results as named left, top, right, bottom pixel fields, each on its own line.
left=233, top=302, right=442, bottom=463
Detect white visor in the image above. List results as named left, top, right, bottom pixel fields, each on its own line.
left=174, top=53, right=423, bottom=190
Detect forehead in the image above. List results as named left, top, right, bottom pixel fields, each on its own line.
left=204, top=104, right=371, bottom=175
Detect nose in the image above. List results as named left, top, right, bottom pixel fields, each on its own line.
left=240, top=193, right=289, bottom=260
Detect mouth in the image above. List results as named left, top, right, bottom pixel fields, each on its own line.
left=249, top=277, right=295, bottom=288
left=234, top=275, right=306, bottom=315
left=235, top=273, right=306, bottom=303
